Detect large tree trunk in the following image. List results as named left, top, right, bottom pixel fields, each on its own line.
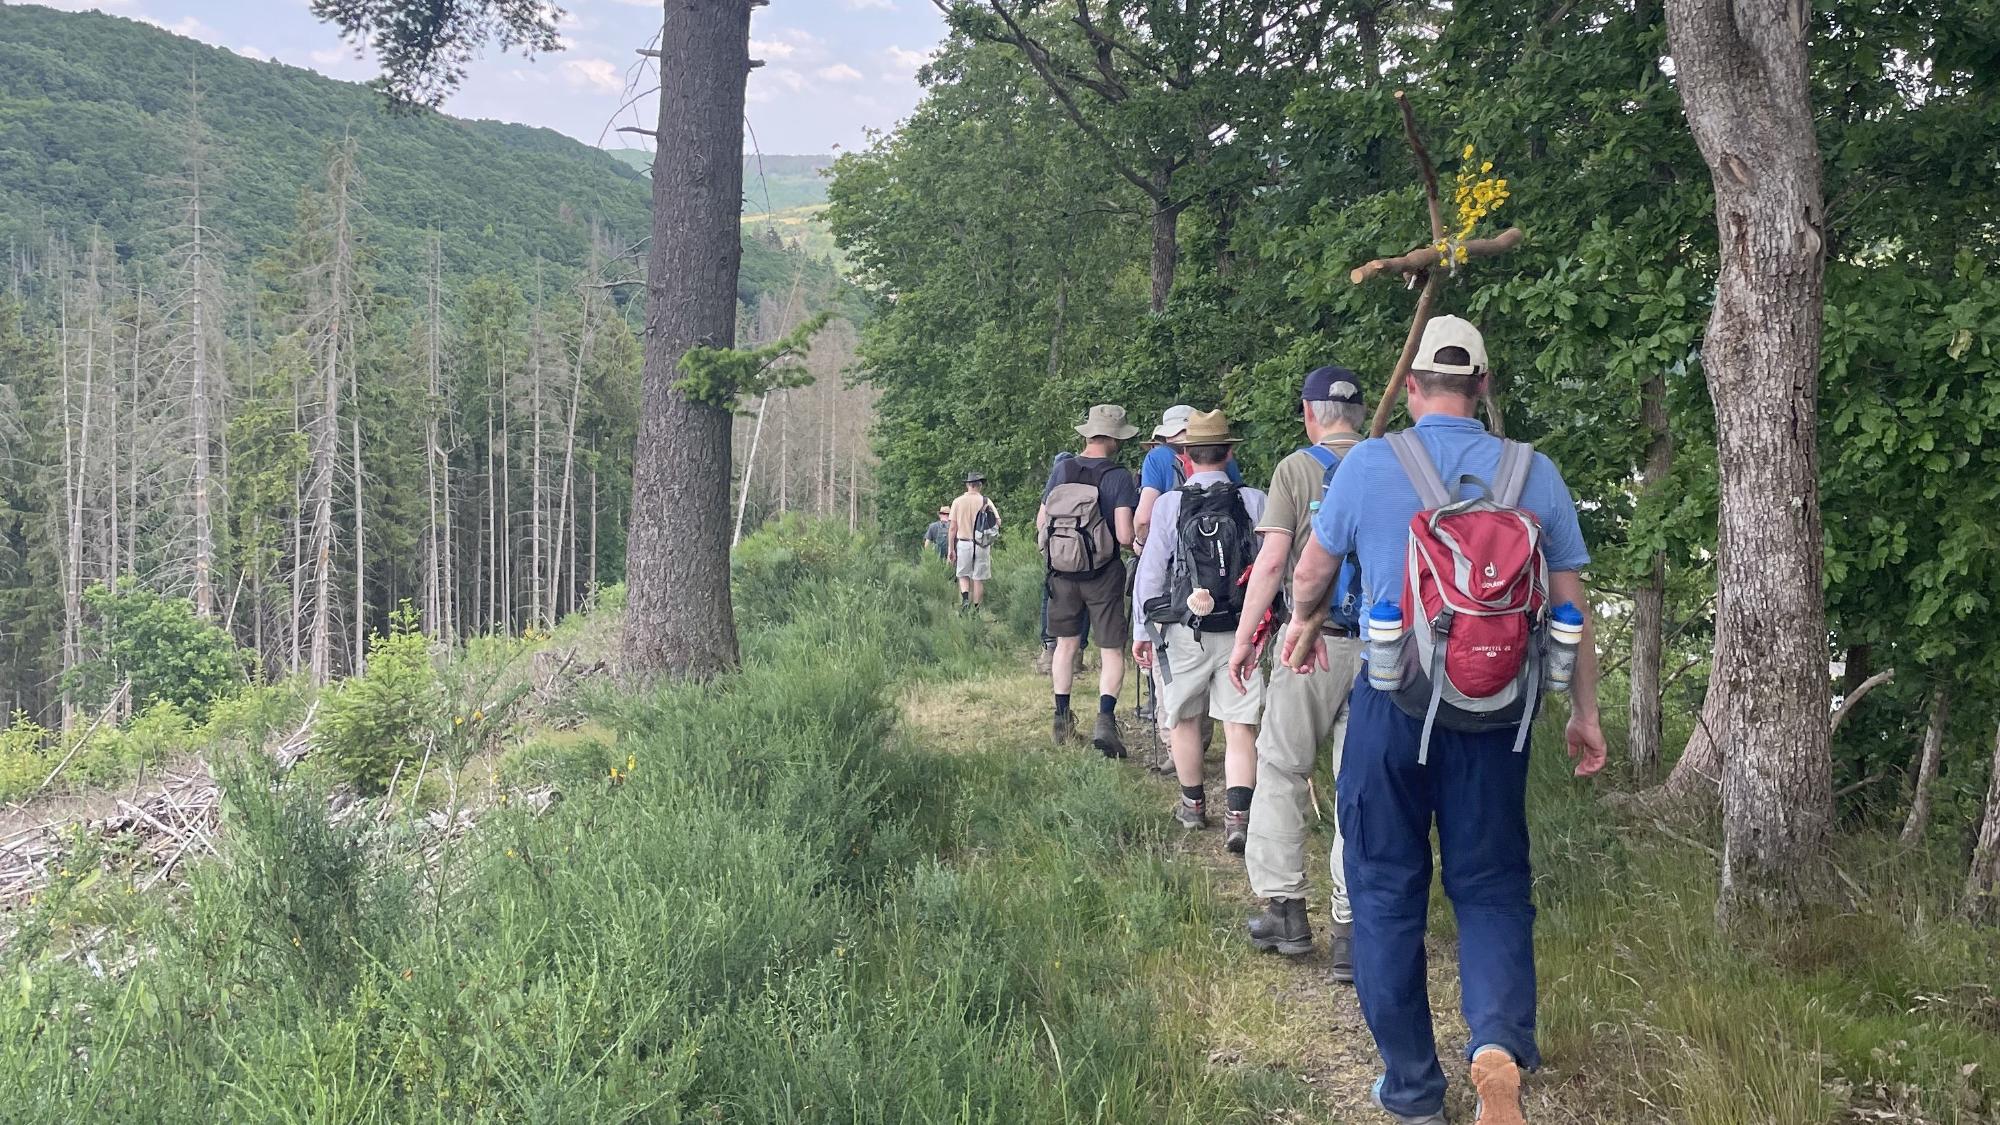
left=1900, top=683, right=1951, bottom=845
left=1965, top=719, right=2000, bottom=924
left=1628, top=369, right=1674, bottom=779
left=1148, top=165, right=1183, bottom=315
left=1667, top=0, right=1832, bottom=924
left=620, top=0, right=753, bottom=682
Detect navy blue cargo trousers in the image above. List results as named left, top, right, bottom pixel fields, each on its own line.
left=1337, top=676, right=1541, bottom=1118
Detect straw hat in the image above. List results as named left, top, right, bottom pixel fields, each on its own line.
left=1075, top=404, right=1141, bottom=441
left=1181, top=409, right=1243, bottom=445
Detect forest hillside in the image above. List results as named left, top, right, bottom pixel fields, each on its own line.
left=0, top=2, right=839, bottom=305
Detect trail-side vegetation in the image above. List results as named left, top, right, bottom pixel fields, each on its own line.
left=2, top=524, right=1997, bottom=1121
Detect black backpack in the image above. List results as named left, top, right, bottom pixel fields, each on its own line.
left=1144, top=482, right=1257, bottom=634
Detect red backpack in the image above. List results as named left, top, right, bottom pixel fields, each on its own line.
left=1383, top=431, right=1549, bottom=761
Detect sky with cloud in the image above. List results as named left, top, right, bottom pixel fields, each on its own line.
left=26, top=0, right=948, bottom=156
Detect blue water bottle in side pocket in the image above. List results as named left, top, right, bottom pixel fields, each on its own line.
left=1544, top=601, right=1584, bottom=694
left=1366, top=598, right=1406, bottom=693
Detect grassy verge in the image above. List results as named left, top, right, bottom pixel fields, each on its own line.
left=4, top=523, right=1994, bottom=1122
left=0, top=521, right=1314, bottom=1123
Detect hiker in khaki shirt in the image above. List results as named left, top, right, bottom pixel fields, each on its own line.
left=1227, top=366, right=1369, bottom=982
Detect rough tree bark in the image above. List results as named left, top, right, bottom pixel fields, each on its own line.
left=1900, top=683, right=1950, bottom=845
left=1666, top=0, right=1832, bottom=923
left=620, top=0, right=755, bottom=682
left=1965, top=719, right=2000, bottom=924
left=1628, top=369, right=1674, bottom=779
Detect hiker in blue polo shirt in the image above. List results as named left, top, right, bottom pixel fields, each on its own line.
left=1281, top=316, right=1607, bottom=1125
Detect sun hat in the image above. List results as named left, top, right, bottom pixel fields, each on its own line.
left=964, top=471, right=986, bottom=484
left=1303, top=365, right=1364, bottom=403
left=1416, top=316, right=1488, bottom=375
left=1180, top=409, right=1243, bottom=445
left=1152, top=404, right=1193, bottom=440
left=1075, top=404, right=1141, bottom=441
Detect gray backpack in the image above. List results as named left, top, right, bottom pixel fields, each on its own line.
left=1039, top=459, right=1117, bottom=576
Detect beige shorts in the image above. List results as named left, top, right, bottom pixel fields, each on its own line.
left=1156, top=623, right=1264, bottom=725
left=954, top=540, right=991, bottom=581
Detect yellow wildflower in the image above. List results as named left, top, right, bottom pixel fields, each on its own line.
left=1462, top=143, right=1475, bottom=159
left=626, top=754, right=637, bottom=773
left=471, top=710, right=483, bottom=722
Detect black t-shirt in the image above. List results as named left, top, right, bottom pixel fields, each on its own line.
left=1043, top=455, right=1139, bottom=528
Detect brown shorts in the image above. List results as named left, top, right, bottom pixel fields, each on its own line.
left=1047, top=560, right=1130, bottom=648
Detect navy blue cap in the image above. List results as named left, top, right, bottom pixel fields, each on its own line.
left=1303, top=366, right=1363, bottom=403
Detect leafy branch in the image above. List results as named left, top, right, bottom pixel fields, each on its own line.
left=674, top=312, right=834, bottom=411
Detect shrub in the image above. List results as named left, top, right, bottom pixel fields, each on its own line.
left=313, top=604, right=440, bottom=792
left=66, top=579, right=249, bottom=722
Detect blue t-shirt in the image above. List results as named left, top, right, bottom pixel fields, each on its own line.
left=1311, top=415, right=1590, bottom=609
left=1139, top=443, right=1242, bottom=493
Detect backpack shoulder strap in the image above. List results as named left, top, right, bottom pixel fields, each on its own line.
left=1386, top=430, right=1453, bottom=509
left=1492, top=440, right=1536, bottom=507
left=1301, top=444, right=1338, bottom=472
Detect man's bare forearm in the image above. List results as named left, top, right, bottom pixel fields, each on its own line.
left=1550, top=571, right=1600, bottom=721
left=1289, top=535, right=1339, bottom=621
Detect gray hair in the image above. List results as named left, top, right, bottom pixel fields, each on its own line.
left=1308, top=398, right=1368, bottom=431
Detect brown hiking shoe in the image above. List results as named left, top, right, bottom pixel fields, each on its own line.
left=1051, top=711, right=1075, bottom=746
left=1173, top=797, right=1207, bottom=830
left=1091, top=712, right=1127, bottom=759
left=1222, top=809, right=1249, bottom=853
left=1470, top=1047, right=1525, bottom=1125
left=1034, top=645, right=1055, bottom=675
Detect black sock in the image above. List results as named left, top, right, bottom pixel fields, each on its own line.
left=1181, top=784, right=1205, bottom=805
left=960, top=591, right=970, bottom=605
left=1226, top=786, right=1253, bottom=813
left=1098, top=694, right=1117, bottom=716
left=1054, top=694, right=1071, bottom=717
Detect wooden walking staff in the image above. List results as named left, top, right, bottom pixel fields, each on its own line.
left=1352, top=92, right=1525, bottom=437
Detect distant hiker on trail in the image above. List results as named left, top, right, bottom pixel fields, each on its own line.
left=923, top=506, right=951, bottom=564
left=1227, top=366, right=1368, bottom=979
left=1036, top=451, right=1090, bottom=676
left=948, top=473, right=999, bottom=612
left=1132, top=410, right=1266, bottom=850
left=1281, top=317, right=1606, bottom=1125
left=1038, top=404, right=1140, bottom=756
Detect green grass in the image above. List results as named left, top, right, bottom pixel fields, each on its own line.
left=4, top=524, right=1995, bottom=1122
left=0, top=522, right=1310, bottom=1123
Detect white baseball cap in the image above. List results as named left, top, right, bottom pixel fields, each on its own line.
left=1416, top=316, right=1488, bottom=375
left=1153, top=403, right=1193, bottom=439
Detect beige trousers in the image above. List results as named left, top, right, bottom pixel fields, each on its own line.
left=1244, top=636, right=1362, bottom=922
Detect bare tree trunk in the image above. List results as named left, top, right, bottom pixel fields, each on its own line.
left=1965, top=718, right=2000, bottom=924
left=529, top=292, right=546, bottom=629
left=1667, top=0, right=1832, bottom=924
left=180, top=70, right=218, bottom=618
left=778, top=389, right=789, bottom=514
left=588, top=465, right=598, bottom=601
left=351, top=409, right=364, bottom=673
left=1629, top=369, right=1674, bottom=779
left=734, top=393, right=769, bottom=546
left=621, top=0, right=754, bottom=682
left=306, top=144, right=359, bottom=684
left=1900, top=683, right=1951, bottom=845
left=423, top=233, right=444, bottom=638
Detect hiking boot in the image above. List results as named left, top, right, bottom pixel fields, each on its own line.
left=1051, top=711, right=1075, bottom=746
left=1146, top=743, right=1175, bottom=774
left=1246, top=897, right=1312, bottom=956
left=1034, top=645, right=1055, bottom=675
left=1469, top=1047, right=1526, bottom=1125
left=1091, top=713, right=1127, bottom=759
left=1223, top=809, right=1249, bottom=853
left=1371, top=1077, right=1450, bottom=1125
left=1328, top=920, right=1355, bottom=984
left=1173, top=797, right=1207, bottom=830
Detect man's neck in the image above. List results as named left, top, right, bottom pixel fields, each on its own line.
left=1188, top=463, right=1229, bottom=475
left=1081, top=441, right=1115, bottom=458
